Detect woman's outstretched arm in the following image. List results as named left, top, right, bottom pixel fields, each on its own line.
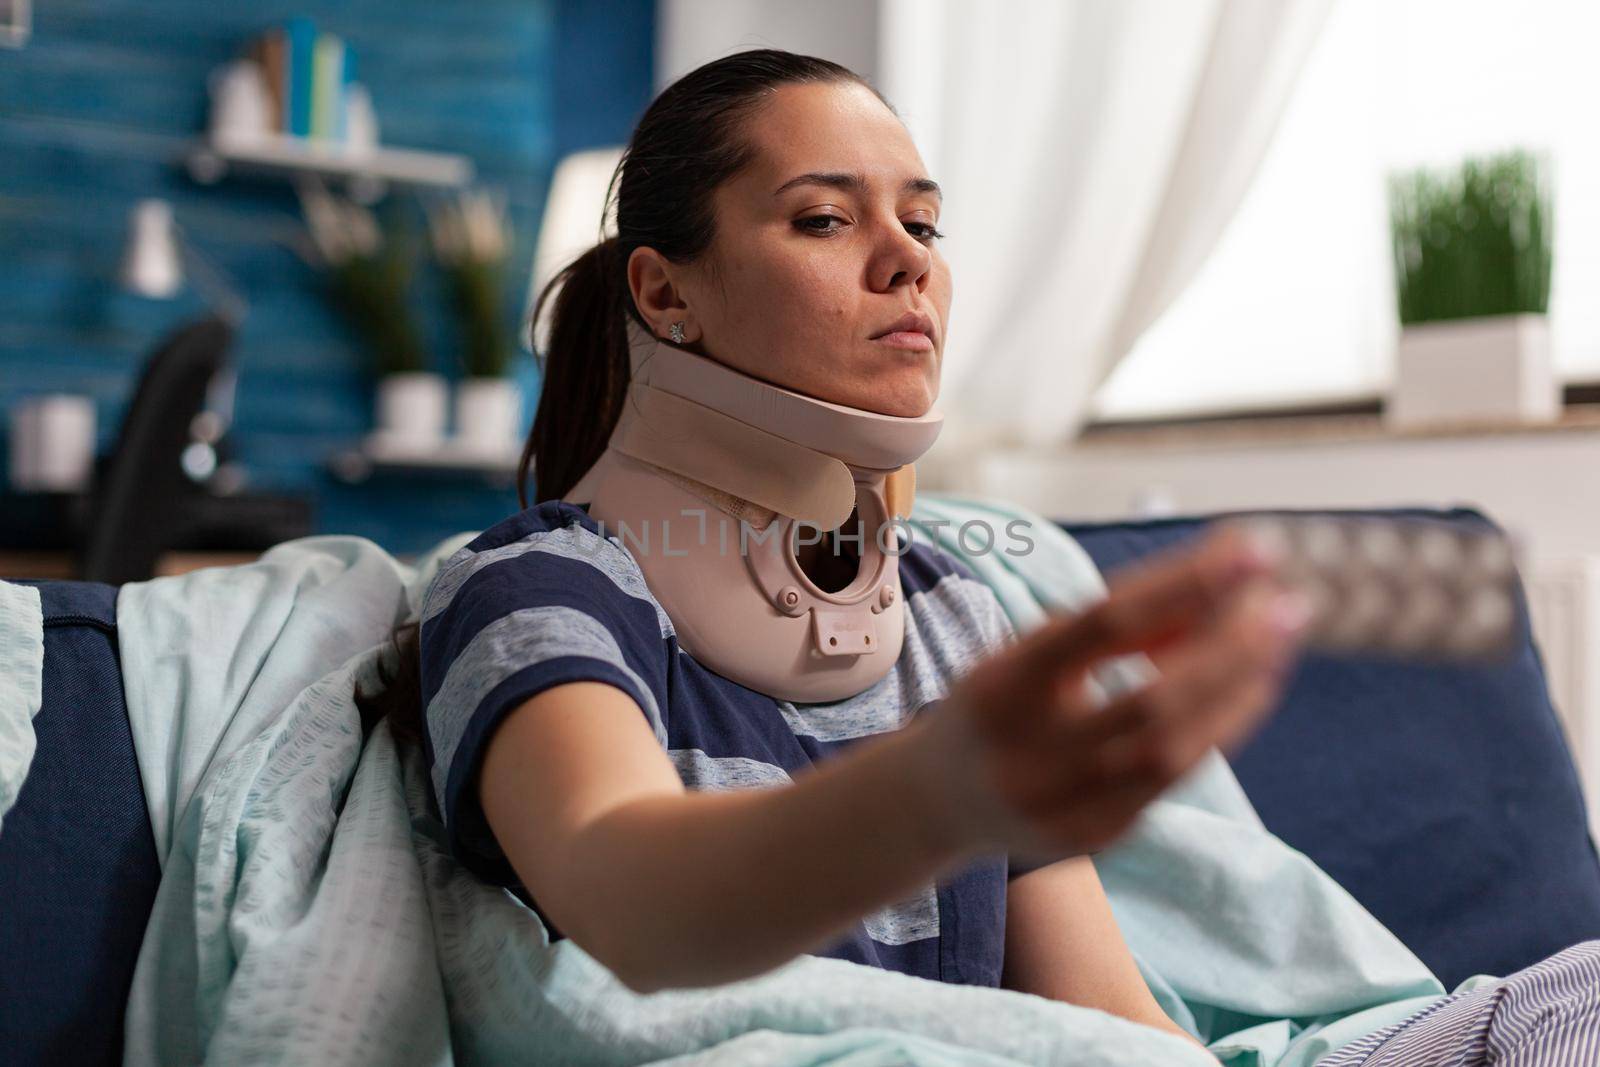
left=479, top=523, right=1305, bottom=995
left=479, top=679, right=976, bottom=993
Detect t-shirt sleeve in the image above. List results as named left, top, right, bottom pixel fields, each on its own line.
left=911, top=545, right=1020, bottom=671
left=955, top=566, right=1019, bottom=661
left=1007, top=851, right=1057, bottom=880
left=417, top=524, right=671, bottom=885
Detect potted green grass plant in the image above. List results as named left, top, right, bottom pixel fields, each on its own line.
left=1386, top=148, right=1557, bottom=428
left=298, top=180, right=448, bottom=451
left=428, top=188, right=521, bottom=459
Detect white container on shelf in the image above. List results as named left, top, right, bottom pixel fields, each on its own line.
left=373, top=371, right=448, bottom=447
left=208, top=59, right=272, bottom=150
left=1387, top=313, right=1560, bottom=430
left=8, top=393, right=96, bottom=492
left=453, top=376, right=522, bottom=456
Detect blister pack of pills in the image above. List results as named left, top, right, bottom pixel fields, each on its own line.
left=1213, top=513, right=1526, bottom=662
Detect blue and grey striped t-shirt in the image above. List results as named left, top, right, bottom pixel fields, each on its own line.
left=418, top=499, right=1039, bottom=987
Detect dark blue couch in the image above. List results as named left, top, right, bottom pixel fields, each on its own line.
left=0, top=579, right=161, bottom=1066
left=3, top=506, right=1599, bottom=1064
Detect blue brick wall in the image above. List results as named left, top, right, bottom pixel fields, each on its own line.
left=0, top=0, right=654, bottom=555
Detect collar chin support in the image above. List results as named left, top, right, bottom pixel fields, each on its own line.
left=563, top=339, right=944, bottom=702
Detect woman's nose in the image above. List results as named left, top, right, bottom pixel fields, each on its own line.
left=870, top=221, right=933, bottom=293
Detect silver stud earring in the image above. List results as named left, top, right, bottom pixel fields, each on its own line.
left=668, top=321, right=686, bottom=344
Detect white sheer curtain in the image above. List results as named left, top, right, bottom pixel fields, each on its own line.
left=1096, top=0, right=1600, bottom=421
left=878, top=0, right=1333, bottom=462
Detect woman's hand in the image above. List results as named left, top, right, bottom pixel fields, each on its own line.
left=904, top=523, right=1310, bottom=862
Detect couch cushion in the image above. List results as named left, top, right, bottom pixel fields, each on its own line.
left=1059, top=506, right=1600, bottom=991
left=0, top=579, right=160, bottom=1067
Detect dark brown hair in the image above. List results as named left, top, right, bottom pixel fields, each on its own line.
left=355, top=49, right=891, bottom=743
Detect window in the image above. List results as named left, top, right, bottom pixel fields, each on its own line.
left=1092, top=0, right=1600, bottom=421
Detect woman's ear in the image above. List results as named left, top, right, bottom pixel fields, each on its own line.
left=627, top=245, right=699, bottom=342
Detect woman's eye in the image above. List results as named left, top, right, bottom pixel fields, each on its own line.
left=794, top=216, right=946, bottom=241
left=796, top=215, right=846, bottom=235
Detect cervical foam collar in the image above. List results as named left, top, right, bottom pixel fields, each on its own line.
left=563, top=338, right=944, bottom=702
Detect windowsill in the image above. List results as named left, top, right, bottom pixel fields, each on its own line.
left=1076, top=393, right=1600, bottom=453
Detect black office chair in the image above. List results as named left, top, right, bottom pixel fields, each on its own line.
left=79, top=316, right=312, bottom=585
left=80, top=316, right=233, bottom=584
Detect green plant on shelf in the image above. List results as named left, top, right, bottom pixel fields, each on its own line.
left=297, top=180, right=430, bottom=378
left=427, top=188, right=516, bottom=380
left=1388, top=148, right=1554, bottom=327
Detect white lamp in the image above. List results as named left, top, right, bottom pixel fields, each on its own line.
left=116, top=197, right=248, bottom=491
left=118, top=198, right=248, bottom=325
left=525, top=146, right=625, bottom=356
left=120, top=199, right=184, bottom=300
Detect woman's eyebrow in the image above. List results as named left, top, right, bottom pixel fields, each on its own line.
left=772, top=171, right=942, bottom=203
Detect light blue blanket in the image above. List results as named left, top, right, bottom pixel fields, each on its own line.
left=0, top=580, right=43, bottom=838
left=0, top=495, right=1496, bottom=1065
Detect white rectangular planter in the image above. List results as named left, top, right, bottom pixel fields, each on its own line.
left=1387, top=313, right=1559, bottom=430
left=453, top=377, right=523, bottom=458
left=373, top=371, right=449, bottom=447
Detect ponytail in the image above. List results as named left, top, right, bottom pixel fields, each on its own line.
left=518, top=236, right=632, bottom=508
left=357, top=238, right=636, bottom=749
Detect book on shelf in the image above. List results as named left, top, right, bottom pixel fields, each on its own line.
left=240, top=19, right=359, bottom=147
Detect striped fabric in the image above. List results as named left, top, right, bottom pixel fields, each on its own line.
left=1314, top=939, right=1600, bottom=1066
left=417, top=500, right=1023, bottom=987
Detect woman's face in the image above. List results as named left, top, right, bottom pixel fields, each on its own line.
left=628, top=80, right=951, bottom=418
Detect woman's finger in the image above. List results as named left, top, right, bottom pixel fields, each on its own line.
left=966, top=579, right=1301, bottom=821
left=1073, top=578, right=1293, bottom=738
left=994, top=523, right=1286, bottom=715
left=992, top=581, right=1300, bottom=824
left=1067, top=580, right=1306, bottom=783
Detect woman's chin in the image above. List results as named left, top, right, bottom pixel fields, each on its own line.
left=849, top=378, right=938, bottom=419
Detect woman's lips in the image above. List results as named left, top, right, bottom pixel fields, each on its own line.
left=873, top=331, right=934, bottom=352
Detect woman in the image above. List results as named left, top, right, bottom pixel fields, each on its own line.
left=361, top=49, right=1599, bottom=1065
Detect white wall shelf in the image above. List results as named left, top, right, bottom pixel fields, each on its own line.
left=327, top=433, right=520, bottom=487
left=186, top=133, right=474, bottom=202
